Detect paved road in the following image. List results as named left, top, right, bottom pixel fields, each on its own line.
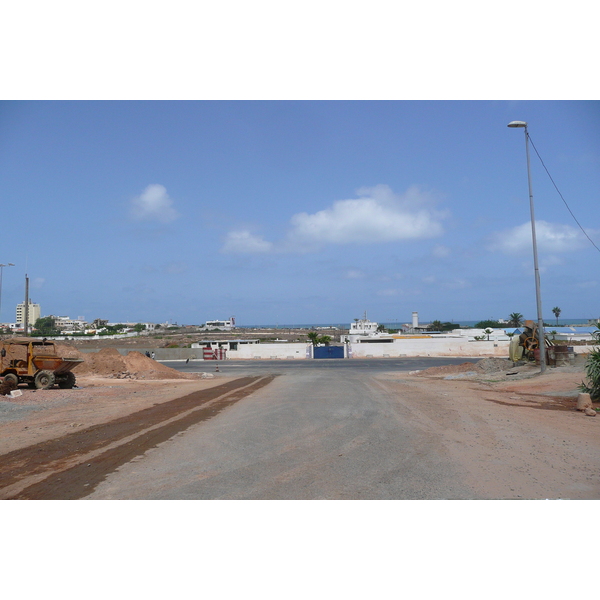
left=162, top=356, right=479, bottom=377
left=87, top=358, right=482, bottom=499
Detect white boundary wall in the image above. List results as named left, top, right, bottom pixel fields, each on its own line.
left=220, top=339, right=592, bottom=360
left=225, top=339, right=512, bottom=359
left=228, top=343, right=312, bottom=360
left=349, top=339, right=511, bottom=358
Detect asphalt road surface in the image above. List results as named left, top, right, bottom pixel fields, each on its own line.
left=87, top=357, right=485, bottom=499
left=162, top=356, right=479, bottom=377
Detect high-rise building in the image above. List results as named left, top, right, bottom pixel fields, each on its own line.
left=16, top=301, right=41, bottom=326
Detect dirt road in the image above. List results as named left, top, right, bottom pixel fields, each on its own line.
left=0, top=376, right=274, bottom=499
left=1, top=360, right=598, bottom=499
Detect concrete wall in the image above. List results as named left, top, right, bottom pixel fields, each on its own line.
left=76, top=340, right=593, bottom=360
left=227, top=343, right=311, bottom=360
left=349, top=339, right=511, bottom=358
left=78, top=345, right=311, bottom=360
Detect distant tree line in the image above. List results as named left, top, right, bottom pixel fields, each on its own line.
left=31, top=318, right=146, bottom=337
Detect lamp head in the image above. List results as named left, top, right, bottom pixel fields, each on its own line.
left=508, top=121, right=527, bottom=128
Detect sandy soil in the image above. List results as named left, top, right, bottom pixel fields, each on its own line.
left=0, top=345, right=229, bottom=455
left=382, top=359, right=600, bottom=499
left=0, top=375, right=233, bottom=456
left=1, top=354, right=598, bottom=499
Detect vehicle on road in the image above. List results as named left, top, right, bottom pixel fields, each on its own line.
left=0, top=337, right=83, bottom=389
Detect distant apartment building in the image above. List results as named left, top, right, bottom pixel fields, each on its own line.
left=54, top=316, right=86, bottom=332
left=201, top=318, right=235, bottom=331
left=16, top=301, right=41, bottom=326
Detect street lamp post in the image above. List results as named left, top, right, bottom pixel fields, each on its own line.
left=0, top=263, right=15, bottom=327
left=508, top=121, right=546, bottom=372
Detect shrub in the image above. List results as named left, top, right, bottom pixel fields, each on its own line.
left=579, top=323, right=600, bottom=401
left=474, top=320, right=503, bottom=329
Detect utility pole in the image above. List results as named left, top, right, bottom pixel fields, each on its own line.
left=508, top=121, right=546, bottom=373
left=24, top=274, right=29, bottom=336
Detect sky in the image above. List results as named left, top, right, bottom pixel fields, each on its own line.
left=1, top=3, right=599, bottom=328
left=3, top=1, right=598, bottom=580
left=1, top=100, right=599, bottom=327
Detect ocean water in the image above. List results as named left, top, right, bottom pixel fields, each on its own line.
left=238, top=318, right=596, bottom=329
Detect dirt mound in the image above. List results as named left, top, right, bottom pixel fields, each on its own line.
left=73, top=348, right=195, bottom=380
left=54, top=342, right=85, bottom=359
left=476, top=358, right=514, bottom=373
left=0, top=379, right=17, bottom=395
left=414, top=358, right=517, bottom=378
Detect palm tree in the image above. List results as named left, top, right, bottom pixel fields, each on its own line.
left=319, top=335, right=332, bottom=346
left=308, top=332, right=332, bottom=346
left=552, top=306, right=561, bottom=326
left=307, top=331, right=320, bottom=346
left=429, top=320, right=443, bottom=331
left=508, top=312, right=523, bottom=327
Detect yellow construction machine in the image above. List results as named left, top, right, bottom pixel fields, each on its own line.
left=0, top=338, right=83, bottom=389
left=509, top=320, right=553, bottom=362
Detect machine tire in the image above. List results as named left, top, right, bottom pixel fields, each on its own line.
left=34, top=370, right=55, bottom=390
left=58, top=372, right=76, bottom=389
left=3, top=373, right=19, bottom=387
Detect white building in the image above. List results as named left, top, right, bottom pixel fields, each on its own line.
left=54, top=315, right=87, bottom=332
left=16, top=301, right=40, bottom=326
left=349, top=312, right=380, bottom=335
left=191, top=338, right=259, bottom=352
left=341, top=312, right=385, bottom=343
left=200, top=318, right=235, bottom=331
left=401, top=311, right=431, bottom=334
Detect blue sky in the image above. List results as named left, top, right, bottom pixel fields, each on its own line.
left=1, top=100, right=598, bottom=326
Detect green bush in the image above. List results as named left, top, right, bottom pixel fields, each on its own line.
left=474, top=320, right=503, bottom=329
left=579, top=323, right=600, bottom=401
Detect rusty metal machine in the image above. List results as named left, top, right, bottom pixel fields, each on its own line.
left=0, top=338, right=83, bottom=389
left=509, top=320, right=554, bottom=362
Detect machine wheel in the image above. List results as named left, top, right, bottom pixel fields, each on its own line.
left=3, top=373, right=19, bottom=387
left=58, top=372, right=76, bottom=389
left=523, top=336, right=539, bottom=351
left=34, top=370, right=55, bottom=390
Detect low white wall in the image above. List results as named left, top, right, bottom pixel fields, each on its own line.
left=228, top=343, right=311, bottom=359
left=226, top=339, right=511, bottom=359
left=349, top=338, right=511, bottom=358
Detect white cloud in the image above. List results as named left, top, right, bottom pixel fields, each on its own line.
left=221, top=230, right=273, bottom=254
left=345, top=269, right=366, bottom=279
left=285, top=185, right=446, bottom=250
left=443, top=278, right=471, bottom=289
left=130, top=184, right=180, bottom=223
left=164, top=262, right=187, bottom=274
left=487, top=221, right=593, bottom=254
left=432, top=244, right=450, bottom=258
left=576, top=280, right=598, bottom=289
left=221, top=185, right=447, bottom=254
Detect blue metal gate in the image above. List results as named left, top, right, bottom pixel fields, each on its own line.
left=313, top=346, right=345, bottom=359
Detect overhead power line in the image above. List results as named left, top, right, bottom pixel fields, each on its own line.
left=528, top=133, right=600, bottom=254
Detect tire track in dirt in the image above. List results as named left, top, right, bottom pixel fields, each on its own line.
left=1, top=375, right=276, bottom=499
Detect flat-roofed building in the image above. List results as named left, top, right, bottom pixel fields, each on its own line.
left=16, top=301, right=40, bottom=326
left=200, top=318, right=235, bottom=331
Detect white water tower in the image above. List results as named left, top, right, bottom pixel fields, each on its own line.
left=412, top=311, right=419, bottom=329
